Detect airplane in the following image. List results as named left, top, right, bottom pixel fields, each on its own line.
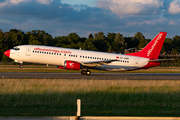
left=4, top=32, right=172, bottom=75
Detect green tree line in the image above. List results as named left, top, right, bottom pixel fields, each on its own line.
left=1, top=29, right=180, bottom=64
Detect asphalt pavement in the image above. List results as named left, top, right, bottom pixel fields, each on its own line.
left=0, top=73, right=180, bottom=80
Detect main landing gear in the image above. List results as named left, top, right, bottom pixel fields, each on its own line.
left=81, top=69, right=91, bottom=75
left=19, top=63, right=23, bottom=68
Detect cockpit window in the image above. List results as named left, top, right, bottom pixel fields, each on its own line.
left=12, top=47, right=20, bottom=50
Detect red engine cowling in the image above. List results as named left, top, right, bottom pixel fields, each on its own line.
left=58, top=66, right=65, bottom=69
left=64, top=60, right=81, bottom=70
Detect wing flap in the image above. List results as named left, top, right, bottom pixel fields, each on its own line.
left=81, top=59, right=118, bottom=67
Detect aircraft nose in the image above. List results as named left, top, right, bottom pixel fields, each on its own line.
left=4, top=50, right=10, bottom=57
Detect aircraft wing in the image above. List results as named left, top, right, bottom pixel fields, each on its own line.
left=80, top=59, right=118, bottom=67
left=149, top=59, right=174, bottom=62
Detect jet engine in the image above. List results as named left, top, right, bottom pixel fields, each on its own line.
left=64, top=60, right=81, bottom=70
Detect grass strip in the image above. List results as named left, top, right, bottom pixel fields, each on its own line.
left=0, top=79, right=180, bottom=116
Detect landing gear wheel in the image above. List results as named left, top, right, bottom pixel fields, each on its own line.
left=86, top=70, right=91, bottom=75
left=19, top=64, right=23, bottom=68
left=81, top=70, right=86, bottom=75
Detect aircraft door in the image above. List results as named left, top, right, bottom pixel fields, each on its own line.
left=134, top=58, right=139, bottom=67
left=26, top=46, right=31, bottom=56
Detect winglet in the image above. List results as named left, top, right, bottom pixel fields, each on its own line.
left=126, top=32, right=167, bottom=60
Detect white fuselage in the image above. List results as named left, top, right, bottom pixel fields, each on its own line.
left=9, top=45, right=149, bottom=71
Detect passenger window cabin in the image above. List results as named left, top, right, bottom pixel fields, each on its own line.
left=32, top=51, right=128, bottom=63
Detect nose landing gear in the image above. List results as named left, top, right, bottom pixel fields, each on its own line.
left=81, top=70, right=91, bottom=75
left=14, top=60, right=23, bottom=68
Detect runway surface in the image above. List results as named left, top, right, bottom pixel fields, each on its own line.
left=0, top=72, right=180, bottom=80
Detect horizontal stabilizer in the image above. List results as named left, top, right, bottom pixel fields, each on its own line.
left=149, top=59, right=174, bottom=62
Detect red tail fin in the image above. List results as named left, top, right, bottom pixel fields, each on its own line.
left=126, top=32, right=167, bottom=60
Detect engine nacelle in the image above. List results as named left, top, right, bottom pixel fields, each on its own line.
left=64, top=60, right=81, bottom=70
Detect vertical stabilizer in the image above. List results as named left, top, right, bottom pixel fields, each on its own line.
left=126, top=32, right=167, bottom=60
